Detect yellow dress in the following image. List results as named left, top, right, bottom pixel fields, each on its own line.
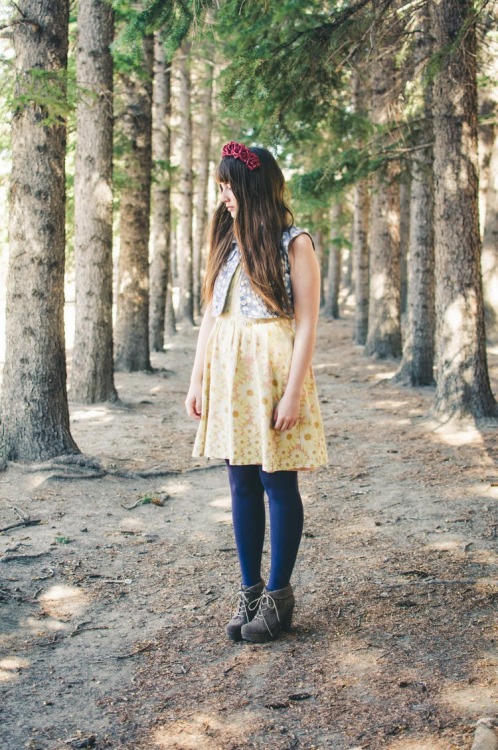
left=192, top=265, right=328, bottom=473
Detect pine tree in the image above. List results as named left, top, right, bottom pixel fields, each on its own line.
left=1, top=0, right=79, bottom=460
left=71, top=0, right=117, bottom=403
left=431, top=0, right=496, bottom=417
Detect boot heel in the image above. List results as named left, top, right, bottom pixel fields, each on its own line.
left=282, top=604, right=294, bottom=631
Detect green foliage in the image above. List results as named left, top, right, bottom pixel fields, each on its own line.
left=111, top=0, right=208, bottom=64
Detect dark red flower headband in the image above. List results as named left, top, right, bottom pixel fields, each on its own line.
left=221, top=141, right=260, bottom=171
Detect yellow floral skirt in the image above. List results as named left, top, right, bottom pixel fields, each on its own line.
left=192, top=313, right=328, bottom=473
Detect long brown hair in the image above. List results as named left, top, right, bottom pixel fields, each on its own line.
left=203, top=146, right=294, bottom=317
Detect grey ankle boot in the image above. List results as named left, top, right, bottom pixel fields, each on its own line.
left=226, top=580, right=265, bottom=642
left=240, top=584, right=295, bottom=643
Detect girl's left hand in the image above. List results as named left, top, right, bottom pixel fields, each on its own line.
left=273, top=392, right=301, bottom=431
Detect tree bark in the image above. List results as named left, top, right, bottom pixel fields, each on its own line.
left=1, top=0, right=79, bottom=461
left=193, top=60, right=214, bottom=319
left=176, top=40, right=195, bottom=325
left=115, top=35, right=153, bottom=371
left=482, top=128, right=498, bottom=339
left=431, top=0, right=496, bottom=417
left=149, top=34, right=172, bottom=351
left=71, top=0, right=116, bottom=403
left=351, top=71, right=370, bottom=344
left=324, top=204, right=342, bottom=319
left=364, top=21, right=402, bottom=359
left=353, top=179, right=370, bottom=345
left=396, top=3, right=435, bottom=386
left=399, top=174, right=410, bottom=315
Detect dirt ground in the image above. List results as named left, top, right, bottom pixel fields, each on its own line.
left=1, top=312, right=497, bottom=750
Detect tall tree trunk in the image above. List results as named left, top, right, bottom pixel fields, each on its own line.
left=176, top=40, right=194, bottom=325
left=351, top=70, right=370, bottom=344
left=149, top=34, right=172, bottom=351
left=71, top=0, right=116, bottom=403
left=352, top=179, right=370, bottom=345
left=1, top=0, right=79, bottom=461
left=115, top=35, right=153, bottom=371
left=364, top=22, right=402, bottom=359
left=396, top=4, right=435, bottom=386
left=324, top=204, right=342, bottom=319
left=399, top=175, right=410, bottom=315
left=482, top=129, right=498, bottom=339
left=431, top=0, right=496, bottom=417
left=193, top=60, right=214, bottom=319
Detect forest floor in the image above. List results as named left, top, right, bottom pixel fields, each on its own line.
left=1, top=311, right=498, bottom=750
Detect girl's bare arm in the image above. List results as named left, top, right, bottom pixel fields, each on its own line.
left=185, top=305, right=216, bottom=419
left=273, top=233, right=321, bottom=431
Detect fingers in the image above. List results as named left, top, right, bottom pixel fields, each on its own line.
left=185, top=395, right=202, bottom=419
left=273, top=409, right=297, bottom=431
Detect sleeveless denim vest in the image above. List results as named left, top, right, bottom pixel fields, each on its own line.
left=212, top=226, right=310, bottom=319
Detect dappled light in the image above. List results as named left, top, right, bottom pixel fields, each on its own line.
left=71, top=408, right=115, bottom=424
left=439, top=683, right=498, bottom=718
left=0, top=656, right=30, bottom=684
left=152, top=710, right=254, bottom=749
left=38, top=584, right=90, bottom=620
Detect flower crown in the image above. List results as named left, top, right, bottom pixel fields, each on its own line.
left=221, top=141, right=260, bottom=171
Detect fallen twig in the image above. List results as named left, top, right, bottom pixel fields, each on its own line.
left=0, top=518, right=41, bottom=533
left=1, top=551, right=50, bottom=563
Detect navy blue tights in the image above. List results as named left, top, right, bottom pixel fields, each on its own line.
left=226, top=463, right=304, bottom=591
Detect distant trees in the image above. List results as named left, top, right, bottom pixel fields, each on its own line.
left=1, top=0, right=497, bottom=466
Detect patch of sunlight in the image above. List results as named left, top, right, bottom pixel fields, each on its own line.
left=468, top=549, right=498, bottom=566
left=386, top=737, right=455, bottom=750
left=424, top=537, right=467, bottom=552
left=372, top=371, right=397, bottom=380
left=211, top=512, right=232, bottom=525
left=425, top=418, right=483, bottom=447
left=22, top=616, right=68, bottom=634
left=0, top=656, right=30, bottom=684
left=371, top=270, right=388, bottom=301
left=119, top=516, right=145, bottom=532
left=334, top=643, right=384, bottom=677
left=164, top=481, right=192, bottom=495
left=0, top=656, right=29, bottom=670
left=488, top=344, right=498, bottom=356
left=314, top=361, right=340, bottom=370
left=38, top=584, right=89, bottom=620
left=396, top=418, right=412, bottom=426
left=373, top=399, right=410, bottom=410
left=209, top=496, right=231, bottom=510
left=439, top=683, right=498, bottom=717
left=152, top=710, right=253, bottom=749
left=70, top=408, right=114, bottom=424
left=149, top=385, right=163, bottom=394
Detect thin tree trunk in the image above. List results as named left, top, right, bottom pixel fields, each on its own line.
left=482, top=129, right=498, bottom=339
left=353, top=179, right=370, bottom=345
left=399, top=175, right=410, bottom=315
left=396, top=4, right=435, bottom=386
left=115, top=35, right=153, bottom=371
left=193, top=60, right=214, bottom=319
left=71, top=0, right=116, bottom=403
left=1, top=0, right=79, bottom=461
left=431, top=0, right=496, bottom=417
left=324, top=204, right=342, bottom=319
left=364, top=22, right=402, bottom=359
left=149, top=34, right=172, bottom=351
left=176, top=40, right=194, bottom=325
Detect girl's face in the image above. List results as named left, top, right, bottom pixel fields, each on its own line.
left=219, top=182, right=238, bottom=218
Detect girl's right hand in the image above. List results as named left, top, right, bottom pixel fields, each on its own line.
left=185, top=382, right=202, bottom=419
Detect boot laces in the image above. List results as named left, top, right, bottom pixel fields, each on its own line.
left=233, top=589, right=257, bottom=621
left=250, top=591, right=280, bottom=635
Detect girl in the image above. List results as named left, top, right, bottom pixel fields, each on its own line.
left=185, top=141, right=327, bottom=643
